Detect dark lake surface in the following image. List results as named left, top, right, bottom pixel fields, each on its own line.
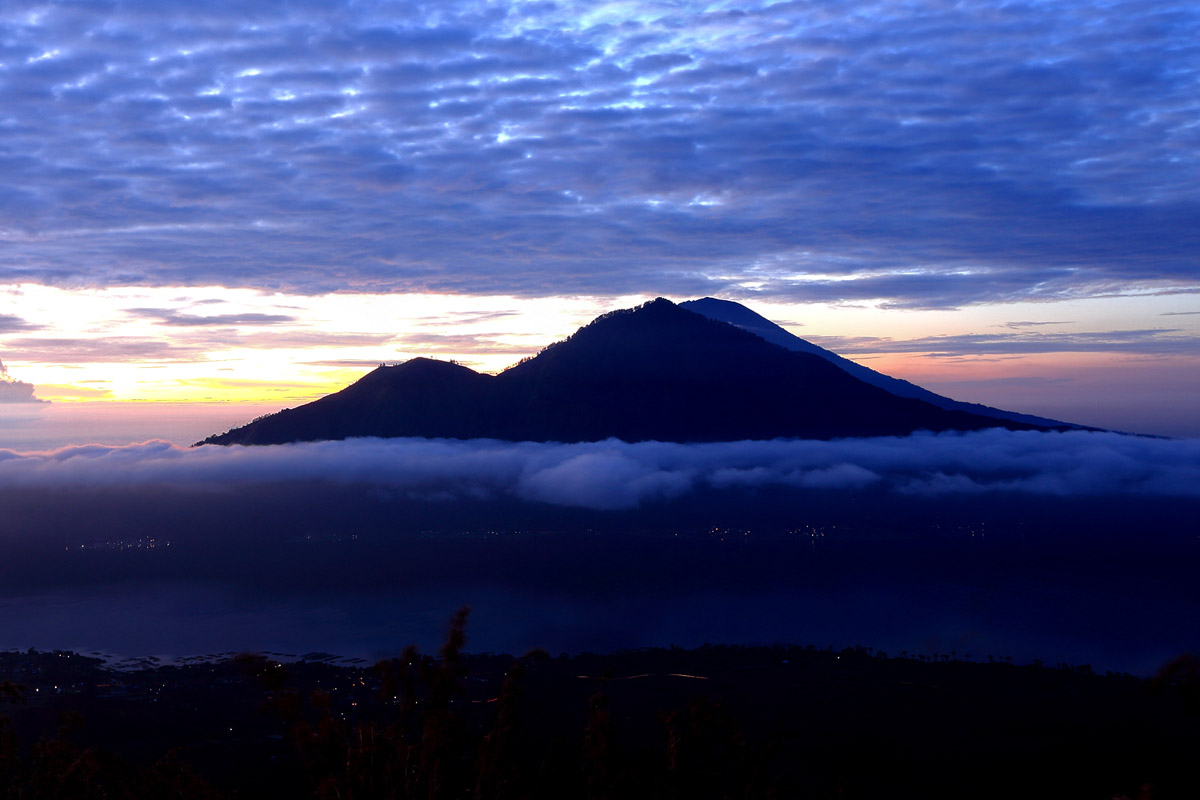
left=2, top=533, right=1195, bottom=676
left=1, top=482, right=1196, bottom=675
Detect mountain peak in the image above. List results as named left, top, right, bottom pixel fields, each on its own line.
left=681, top=297, right=1080, bottom=430
left=575, top=296, right=682, bottom=328
left=199, top=297, right=1062, bottom=446
left=683, top=296, right=764, bottom=321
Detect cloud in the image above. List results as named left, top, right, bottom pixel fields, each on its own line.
left=0, top=337, right=204, bottom=363
left=392, top=332, right=535, bottom=355
left=0, top=314, right=40, bottom=333
left=30, top=384, right=111, bottom=399
left=0, top=380, right=44, bottom=404
left=0, top=358, right=46, bottom=403
left=226, top=331, right=398, bottom=348
left=438, top=310, right=521, bottom=325
left=0, top=430, right=1196, bottom=510
left=517, top=449, right=696, bottom=509
left=124, top=308, right=298, bottom=326
left=301, top=359, right=394, bottom=368
left=807, top=328, right=1200, bottom=357
left=0, top=1, right=1196, bottom=307
left=1000, top=321, right=1074, bottom=329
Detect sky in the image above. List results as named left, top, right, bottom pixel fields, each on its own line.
left=0, top=0, right=1198, bottom=443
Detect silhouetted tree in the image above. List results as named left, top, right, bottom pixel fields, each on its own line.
left=582, top=686, right=615, bottom=800
left=663, top=696, right=748, bottom=800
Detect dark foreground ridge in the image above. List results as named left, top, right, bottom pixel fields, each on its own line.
left=199, top=298, right=1066, bottom=445
left=2, top=631, right=1196, bottom=799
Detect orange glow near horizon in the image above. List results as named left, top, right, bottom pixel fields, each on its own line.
left=4, top=285, right=656, bottom=405
left=2, top=284, right=1198, bottom=438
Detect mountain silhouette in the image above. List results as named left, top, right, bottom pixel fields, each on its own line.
left=680, top=297, right=1077, bottom=429
left=198, top=298, right=1065, bottom=446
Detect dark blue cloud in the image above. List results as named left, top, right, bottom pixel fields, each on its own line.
left=0, top=0, right=1196, bottom=307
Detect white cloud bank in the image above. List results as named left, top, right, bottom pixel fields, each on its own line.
left=1, top=430, right=1197, bottom=511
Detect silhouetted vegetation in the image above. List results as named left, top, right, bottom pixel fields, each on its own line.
left=0, top=665, right=223, bottom=798
left=2, top=616, right=1198, bottom=799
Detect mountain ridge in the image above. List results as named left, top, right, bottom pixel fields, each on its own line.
left=198, top=298, right=1066, bottom=446
left=680, top=297, right=1078, bottom=429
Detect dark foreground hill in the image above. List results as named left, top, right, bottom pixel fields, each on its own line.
left=199, top=298, right=1060, bottom=446
left=3, top=637, right=1196, bottom=799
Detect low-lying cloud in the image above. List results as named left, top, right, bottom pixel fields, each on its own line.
left=1, top=430, right=1197, bottom=510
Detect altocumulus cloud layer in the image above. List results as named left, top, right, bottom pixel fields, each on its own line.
left=0, top=1, right=1198, bottom=307
left=1, top=431, right=1197, bottom=510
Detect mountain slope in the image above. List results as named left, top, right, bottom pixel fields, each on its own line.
left=680, top=297, right=1077, bottom=429
left=200, top=358, right=497, bottom=445
left=199, top=298, right=1062, bottom=446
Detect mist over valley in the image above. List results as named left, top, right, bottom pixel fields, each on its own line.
left=2, top=298, right=1197, bottom=675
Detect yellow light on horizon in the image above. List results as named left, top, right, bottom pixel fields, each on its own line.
left=3, top=285, right=657, bottom=404
left=3, top=283, right=1196, bottom=414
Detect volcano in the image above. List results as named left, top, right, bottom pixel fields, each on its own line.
left=680, top=297, right=1076, bottom=429
left=198, top=298, right=1067, bottom=446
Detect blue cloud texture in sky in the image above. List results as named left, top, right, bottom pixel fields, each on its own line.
left=0, top=0, right=1196, bottom=308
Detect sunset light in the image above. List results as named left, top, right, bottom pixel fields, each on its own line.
left=0, top=2, right=1198, bottom=793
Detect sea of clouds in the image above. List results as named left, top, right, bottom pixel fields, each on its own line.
left=2, top=430, right=1197, bottom=511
